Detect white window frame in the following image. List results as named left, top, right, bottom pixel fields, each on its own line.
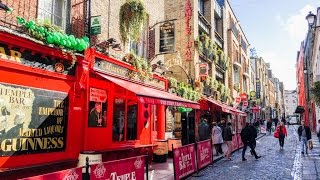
left=37, top=0, right=67, bottom=31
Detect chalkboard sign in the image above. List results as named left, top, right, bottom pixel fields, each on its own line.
left=159, top=22, right=175, bottom=53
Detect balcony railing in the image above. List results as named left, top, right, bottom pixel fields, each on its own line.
left=198, top=12, right=211, bottom=34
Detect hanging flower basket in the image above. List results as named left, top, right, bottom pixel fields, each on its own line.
left=119, top=0, right=147, bottom=44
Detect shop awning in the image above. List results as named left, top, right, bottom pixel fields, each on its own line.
left=96, top=73, right=200, bottom=109
left=202, top=98, right=246, bottom=116
left=295, top=106, right=305, bottom=114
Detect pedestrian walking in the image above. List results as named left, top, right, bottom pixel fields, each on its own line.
left=249, top=123, right=258, bottom=155
left=198, top=119, right=210, bottom=141
left=316, top=120, right=320, bottom=155
left=267, top=119, right=272, bottom=135
left=218, top=120, right=226, bottom=154
left=212, top=122, right=224, bottom=156
left=275, top=122, right=287, bottom=149
left=223, top=122, right=233, bottom=160
left=297, top=120, right=312, bottom=155
left=240, top=122, right=261, bottom=161
left=274, top=118, right=279, bottom=128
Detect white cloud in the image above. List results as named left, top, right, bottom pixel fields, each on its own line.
left=276, top=4, right=315, bottom=44
left=260, top=51, right=297, bottom=90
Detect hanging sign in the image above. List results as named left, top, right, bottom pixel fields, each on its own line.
left=90, top=15, right=101, bottom=35
left=250, top=91, right=256, bottom=100
left=235, top=97, right=241, bottom=103
left=0, top=83, right=68, bottom=156
left=160, top=21, right=175, bottom=53
left=185, top=0, right=193, bottom=61
left=199, top=63, right=208, bottom=76
left=256, top=80, right=261, bottom=99
left=240, top=93, right=247, bottom=101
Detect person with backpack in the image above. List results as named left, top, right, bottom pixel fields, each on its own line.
left=240, top=123, right=261, bottom=161
left=274, top=122, right=287, bottom=149
left=297, top=120, right=312, bottom=155
left=198, top=119, right=210, bottom=141
left=223, top=122, right=233, bottom=160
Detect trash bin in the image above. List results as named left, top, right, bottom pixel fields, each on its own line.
left=153, top=139, right=168, bottom=163
left=168, top=138, right=182, bottom=157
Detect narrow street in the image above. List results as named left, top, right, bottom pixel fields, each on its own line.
left=188, top=125, right=320, bottom=180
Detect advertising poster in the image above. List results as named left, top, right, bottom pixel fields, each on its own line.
left=0, top=82, right=68, bottom=156
left=88, top=88, right=107, bottom=127
left=173, top=144, right=197, bottom=179
left=90, top=156, right=145, bottom=180
left=196, top=140, right=212, bottom=169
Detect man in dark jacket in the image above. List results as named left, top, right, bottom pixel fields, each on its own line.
left=241, top=123, right=261, bottom=161
left=266, top=119, right=272, bottom=135
left=297, top=120, right=312, bottom=154
left=198, top=119, right=210, bottom=141
left=249, top=123, right=258, bottom=156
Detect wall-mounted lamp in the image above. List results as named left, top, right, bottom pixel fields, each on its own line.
left=95, top=38, right=121, bottom=54
left=0, top=1, right=13, bottom=12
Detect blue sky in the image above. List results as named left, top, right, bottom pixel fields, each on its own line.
left=230, top=0, right=320, bottom=90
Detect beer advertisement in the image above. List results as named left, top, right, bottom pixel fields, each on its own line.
left=88, top=88, right=107, bottom=127
left=0, top=82, right=68, bottom=156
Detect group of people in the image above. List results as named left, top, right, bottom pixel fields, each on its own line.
left=198, top=115, right=320, bottom=164
left=198, top=119, right=262, bottom=161
left=198, top=119, right=234, bottom=160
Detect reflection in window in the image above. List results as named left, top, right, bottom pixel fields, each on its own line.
left=127, top=101, right=137, bottom=140
left=113, top=98, right=125, bottom=141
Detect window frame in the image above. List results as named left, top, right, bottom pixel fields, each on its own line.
left=112, top=96, right=139, bottom=142
left=37, top=0, right=68, bottom=31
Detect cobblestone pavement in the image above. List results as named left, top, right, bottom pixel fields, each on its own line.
left=188, top=125, right=300, bottom=180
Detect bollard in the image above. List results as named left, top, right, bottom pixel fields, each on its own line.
left=146, top=151, right=149, bottom=180
left=83, top=156, right=90, bottom=180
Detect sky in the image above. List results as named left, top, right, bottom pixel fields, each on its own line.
left=230, top=0, right=320, bottom=90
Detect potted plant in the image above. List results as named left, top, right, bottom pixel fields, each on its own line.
left=119, top=0, right=147, bottom=44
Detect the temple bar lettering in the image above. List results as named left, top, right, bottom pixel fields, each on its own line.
left=94, top=58, right=166, bottom=90
left=0, top=83, right=68, bottom=156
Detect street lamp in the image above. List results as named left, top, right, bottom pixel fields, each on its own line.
left=306, top=11, right=320, bottom=29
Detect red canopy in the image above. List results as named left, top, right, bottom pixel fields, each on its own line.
left=201, top=98, right=246, bottom=116
left=96, top=73, right=200, bottom=109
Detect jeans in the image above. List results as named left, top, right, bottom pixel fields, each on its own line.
left=301, top=137, right=308, bottom=153
left=225, top=141, right=233, bottom=158
left=279, top=136, right=285, bottom=147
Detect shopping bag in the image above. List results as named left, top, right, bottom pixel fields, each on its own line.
left=308, top=140, right=313, bottom=150
left=274, top=130, right=279, bottom=138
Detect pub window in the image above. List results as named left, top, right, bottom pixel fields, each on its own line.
left=112, top=98, right=138, bottom=141
left=113, top=98, right=125, bottom=141
left=38, top=0, right=67, bottom=30
left=127, top=101, right=138, bottom=140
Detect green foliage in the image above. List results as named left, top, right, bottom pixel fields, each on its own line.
left=16, top=17, right=89, bottom=52
left=123, top=52, right=152, bottom=81
left=119, top=0, right=147, bottom=44
left=312, top=81, right=320, bottom=106
left=169, top=77, right=178, bottom=88
left=234, top=83, right=240, bottom=92
left=195, top=33, right=217, bottom=62
left=176, top=82, right=201, bottom=101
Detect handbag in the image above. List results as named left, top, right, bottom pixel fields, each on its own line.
left=274, top=130, right=279, bottom=138
left=308, top=140, right=313, bottom=150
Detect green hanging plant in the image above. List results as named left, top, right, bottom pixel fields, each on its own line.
left=169, top=77, right=178, bottom=88
left=119, top=0, right=147, bottom=44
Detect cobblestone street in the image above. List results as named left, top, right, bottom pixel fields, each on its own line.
left=188, top=125, right=320, bottom=180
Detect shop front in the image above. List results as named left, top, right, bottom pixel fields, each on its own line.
left=0, top=30, right=84, bottom=178
left=83, top=48, right=199, bottom=162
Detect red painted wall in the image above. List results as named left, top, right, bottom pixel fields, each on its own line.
left=297, top=46, right=307, bottom=125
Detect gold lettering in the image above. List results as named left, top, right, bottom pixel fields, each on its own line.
left=1, top=139, right=11, bottom=151
left=57, top=137, right=64, bottom=148
left=9, top=50, right=21, bottom=62
left=27, top=138, right=35, bottom=150
left=0, top=47, right=8, bottom=60
left=20, top=138, right=28, bottom=150
left=53, top=100, right=64, bottom=108
left=39, top=107, right=63, bottom=116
